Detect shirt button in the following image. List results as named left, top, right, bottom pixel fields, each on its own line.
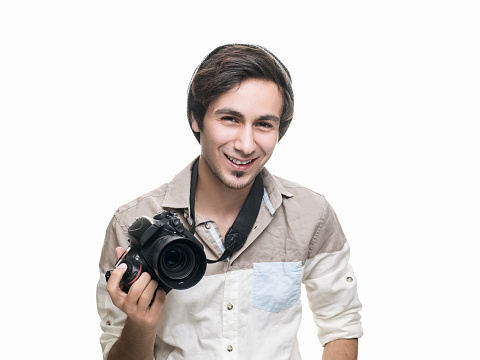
left=346, top=276, right=353, bottom=282
left=227, top=303, right=233, bottom=310
left=227, top=345, right=233, bottom=352
left=205, top=222, right=211, bottom=229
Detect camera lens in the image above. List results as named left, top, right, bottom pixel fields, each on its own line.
left=158, top=243, right=196, bottom=281
left=165, top=249, right=182, bottom=267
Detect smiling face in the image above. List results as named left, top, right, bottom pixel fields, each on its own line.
left=191, top=78, right=283, bottom=191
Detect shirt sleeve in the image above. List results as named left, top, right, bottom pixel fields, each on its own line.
left=302, top=199, right=363, bottom=346
left=96, top=214, right=130, bottom=360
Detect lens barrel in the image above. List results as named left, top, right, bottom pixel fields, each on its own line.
left=159, top=243, right=195, bottom=280
left=150, top=235, right=207, bottom=290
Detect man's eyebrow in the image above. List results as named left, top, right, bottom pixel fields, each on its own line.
left=214, top=107, right=280, bottom=123
left=214, top=107, right=245, bottom=119
left=257, top=114, right=280, bottom=123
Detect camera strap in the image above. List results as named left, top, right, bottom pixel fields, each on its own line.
left=189, top=158, right=264, bottom=263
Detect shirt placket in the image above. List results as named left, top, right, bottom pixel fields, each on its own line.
left=195, top=218, right=240, bottom=358
left=222, top=266, right=239, bottom=359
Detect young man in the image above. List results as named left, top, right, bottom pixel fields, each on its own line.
left=97, top=44, right=363, bottom=360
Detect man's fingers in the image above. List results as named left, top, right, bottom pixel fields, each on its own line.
left=151, top=288, right=167, bottom=310
left=125, top=272, right=152, bottom=309
left=115, top=246, right=126, bottom=260
left=137, top=279, right=160, bottom=311
left=106, top=263, right=128, bottom=299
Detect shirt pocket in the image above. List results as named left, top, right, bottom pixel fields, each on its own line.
left=253, top=261, right=302, bottom=313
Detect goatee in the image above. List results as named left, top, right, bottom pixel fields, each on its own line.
left=233, top=171, right=246, bottom=178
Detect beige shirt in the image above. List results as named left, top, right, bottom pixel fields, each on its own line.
left=97, top=159, right=363, bottom=359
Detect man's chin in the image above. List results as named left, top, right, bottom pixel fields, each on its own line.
left=221, top=171, right=256, bottom=190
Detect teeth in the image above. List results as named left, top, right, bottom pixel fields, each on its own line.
left=227, top=155, right=253, bottom=165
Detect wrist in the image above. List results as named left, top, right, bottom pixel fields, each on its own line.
left=124, top=316, right=160, bottom=336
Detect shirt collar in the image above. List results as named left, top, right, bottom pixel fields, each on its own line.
left=260, top=166, right=294, bottom=214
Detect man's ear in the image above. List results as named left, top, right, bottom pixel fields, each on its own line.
left=191, top=113, right=200, bottom=132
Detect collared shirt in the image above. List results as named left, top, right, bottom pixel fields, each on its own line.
left=96, top=159, right=363, bottom=360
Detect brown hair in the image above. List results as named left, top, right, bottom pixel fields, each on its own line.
left=187, top=44, right=294, bottom=142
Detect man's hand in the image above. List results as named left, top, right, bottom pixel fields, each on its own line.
left=106, top=247, right=166, bottom=329
left=106, top=247, right=166, bottom=360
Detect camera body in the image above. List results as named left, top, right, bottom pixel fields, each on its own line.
left=105, top=210, right=207, bottom=294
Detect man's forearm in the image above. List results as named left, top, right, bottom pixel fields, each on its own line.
left=322, top=338, right=358, bottom=360
left=107, top=318, right=157, bottom=360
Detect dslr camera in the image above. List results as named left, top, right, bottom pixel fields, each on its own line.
left=106, top=210, right=207, bottom=294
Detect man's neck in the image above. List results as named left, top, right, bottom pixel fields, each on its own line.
left=194, top=158, right=254, bottom=236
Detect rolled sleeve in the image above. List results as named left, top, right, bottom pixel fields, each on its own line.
left=96, top=214, right=130, bottom=359
left=303, top=242, right=363, bottom=345
left=302, top=199, right=363, bottom=346
left=96, top=275, right=127, bottom=359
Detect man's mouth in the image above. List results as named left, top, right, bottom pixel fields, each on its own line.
left=226, top=155, right=254, bottom=165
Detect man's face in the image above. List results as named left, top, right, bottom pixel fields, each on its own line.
left=192, top=78, right=283, bottom=190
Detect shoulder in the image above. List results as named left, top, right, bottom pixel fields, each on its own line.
left=116, top=183, right=170, bottom=215
left=112, top=183, right=170, bottom=235
left=266, top=172, right=345, bottom=256
left=112, top=160, right=195, bottom=232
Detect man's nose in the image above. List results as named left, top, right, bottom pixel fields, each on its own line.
left=234, top=126, right=256, bottom=155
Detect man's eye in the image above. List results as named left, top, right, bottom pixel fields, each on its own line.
left=222, top=116, right=237, bottom=122
left=257, top=122, right=273, bottom=128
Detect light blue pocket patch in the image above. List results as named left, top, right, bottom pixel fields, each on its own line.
left=253, top=261, right=302, bottom=313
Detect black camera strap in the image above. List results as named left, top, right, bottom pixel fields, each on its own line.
left=189, top=158, right=264, bottom=263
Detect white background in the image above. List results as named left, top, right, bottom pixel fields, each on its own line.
left=1, top=1, right=479, bottom=359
